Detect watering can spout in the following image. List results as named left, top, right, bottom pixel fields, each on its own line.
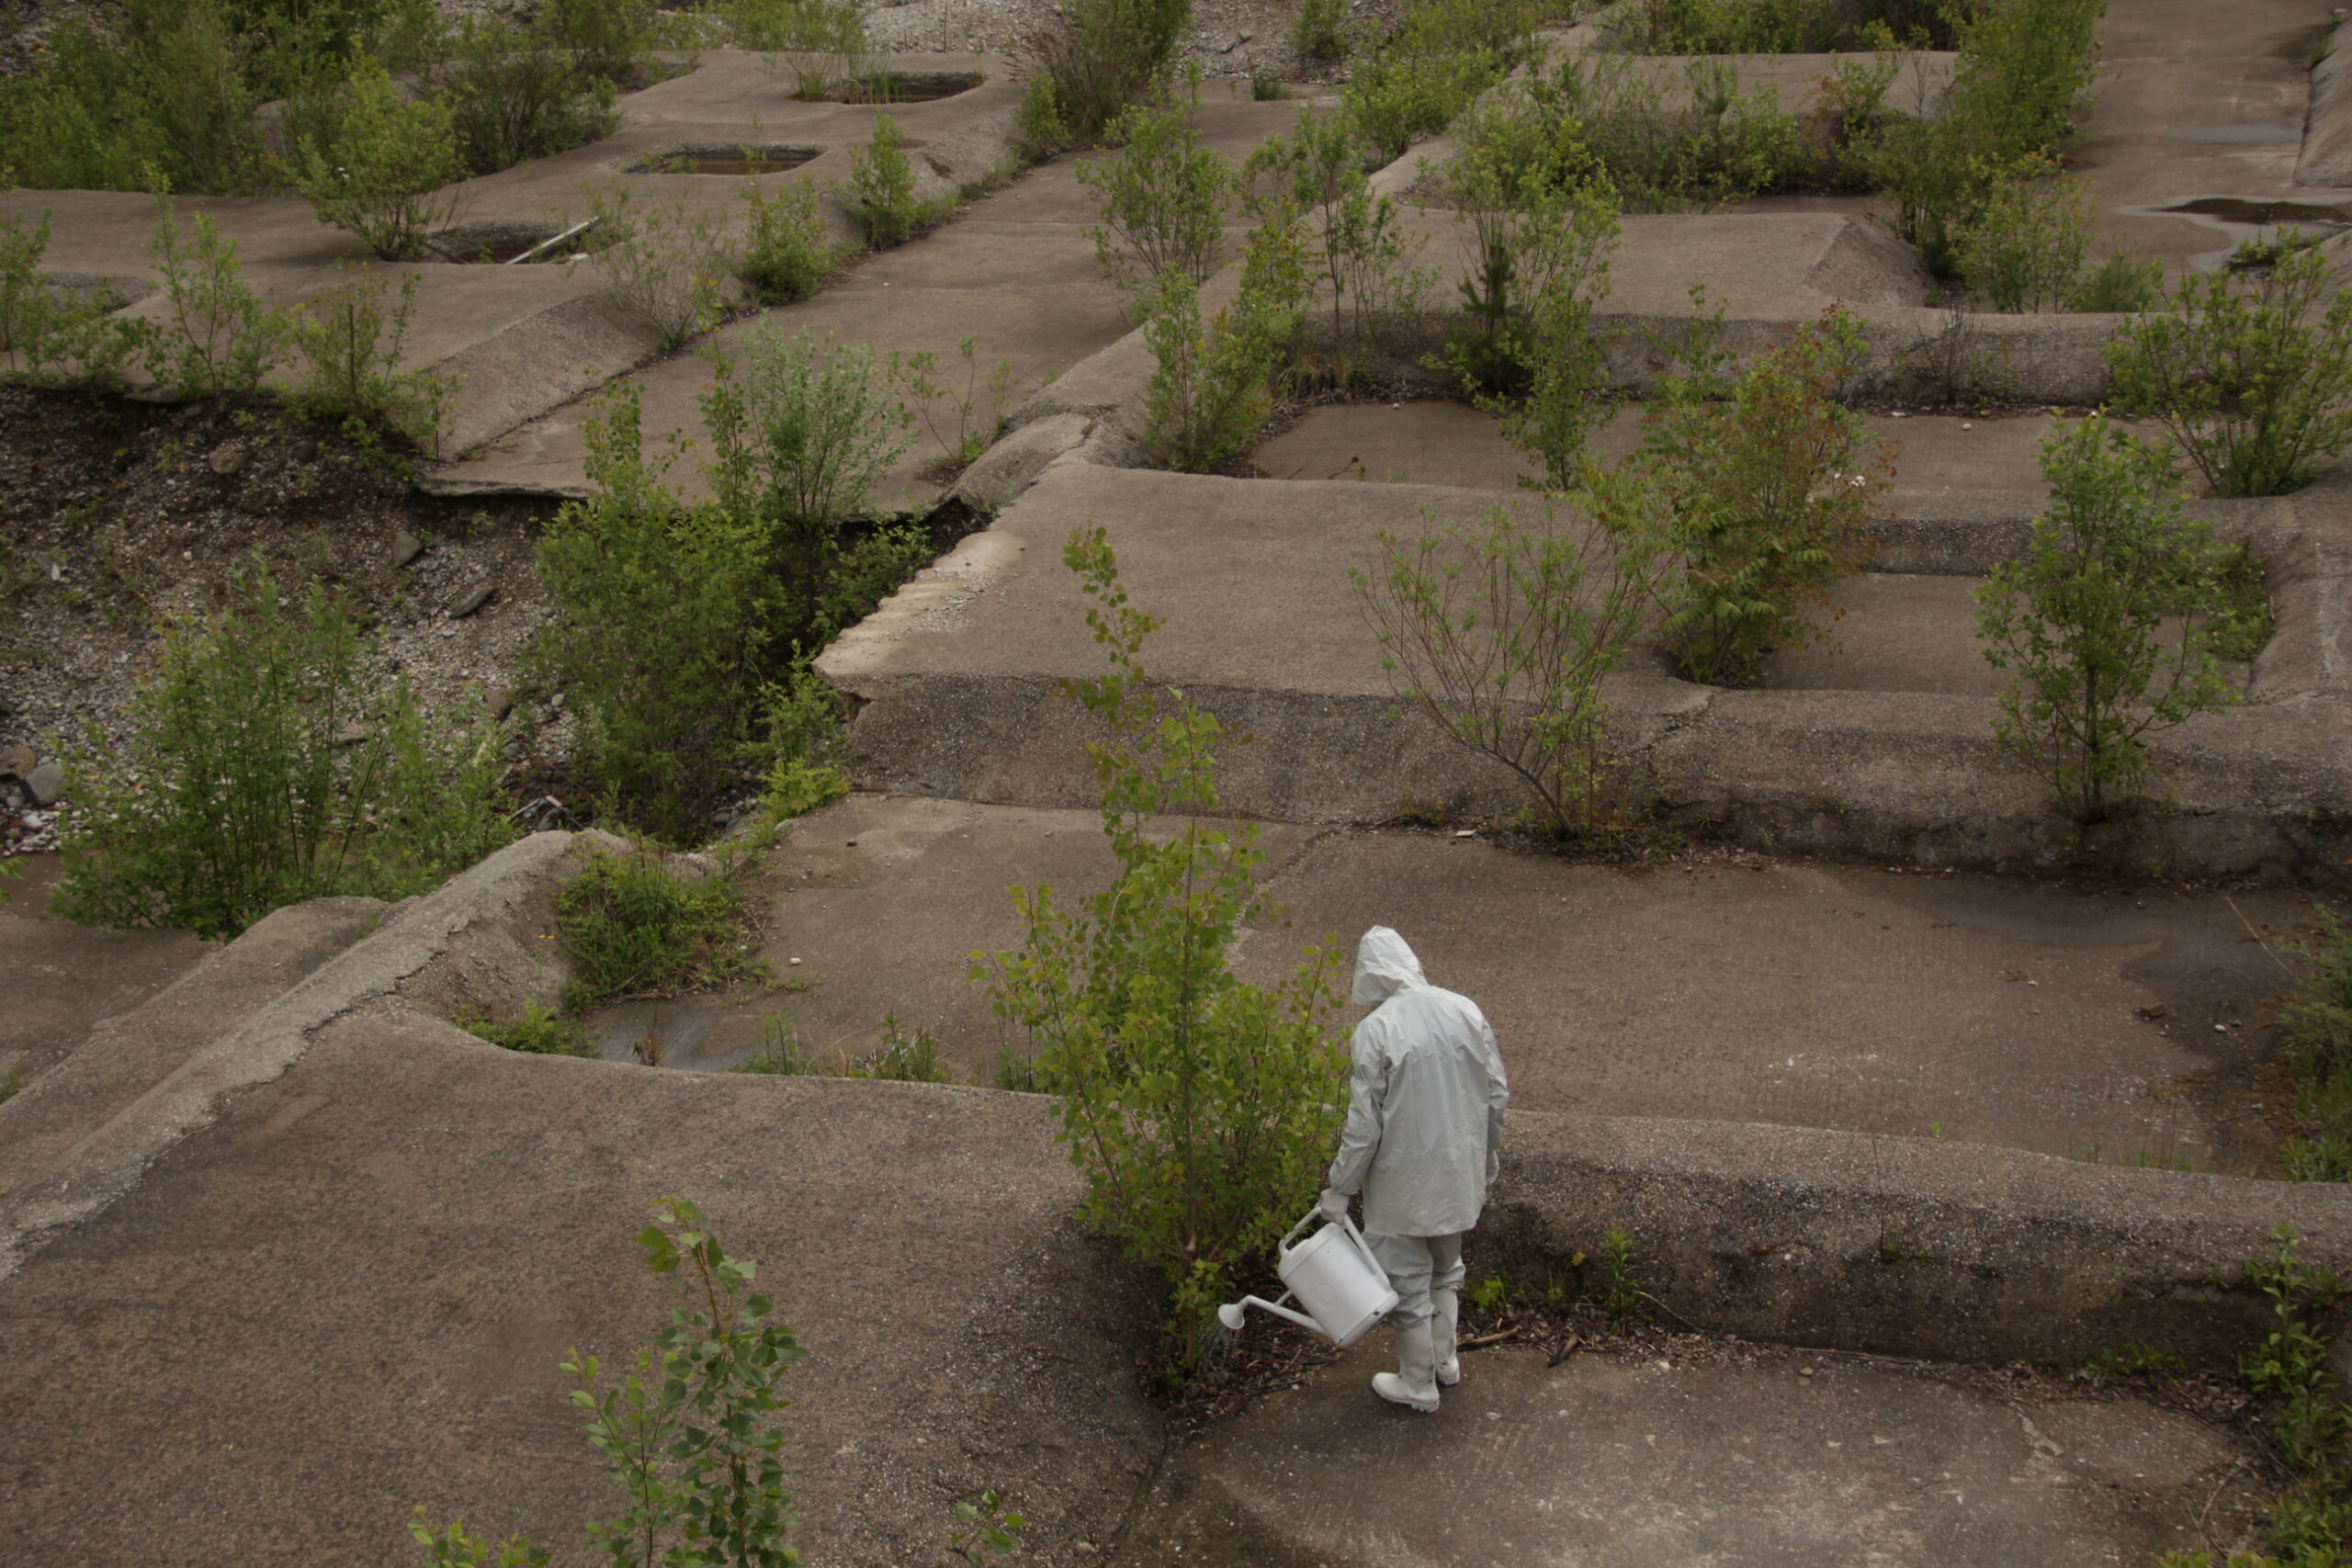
left=1218, top=1293, right=1323, bottom=1336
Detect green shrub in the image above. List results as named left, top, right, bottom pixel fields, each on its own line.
left=1077, top=85, right=1235, bottom=303
left=1340, top=36, right=1499, bottom=166
left=701, top=326, right=919, bottom=600
left=1438, top=92, right=1624, bottom=418
left=1243, top=107, right=1433, bottom=361
left=1853, top=0, right=2104, bottom=275
left=534, top=389, right=777, bottom=842
left=288, top=265, right=458, bottom=452
left=411, top=1199, right=805, bottom=1568
left=902, top=335, right=1027, bottom=472
left=2072, top=251, right=2165, bottom=314
left=1972, top=413, right=2253, bottom=823
left=2286, top=1135, right=2352, bottom=1184
left=293, top=60, right=464, bottom=262
left=1292, top=0, right=1349, bottom=62
left=581, top=183, right=743, bottom=349
left=1638, top=304, right=1888, bottom=685
left=718, top=0, right=866, bottom=52
left=143, top=194, right=289, bottom=400
left=839, top=112, right=929, bottom=249
left=1610, top=0, right=1962, bottom=52
left=432, top=13, right=620, bottom=176
left=56, top=565, right=512, bottom=940
left=1522, top=53, right=1807, bottom=214
left=1951, top=162, right=2090, bottom=311
left=2104, top=245, right=2352, bottom=499
left=0, top=212, right=148, bottom=388
left=975, top=530, right=1347, bottom=1365
left=457, top=1000, right=599, bottom=1056
left=0, top=0, right=269, bottom=194
left=538, top=0, right=662, bottom=88
left=848, top=1016, right=955, bottom=1081
left=1354, top=494, right=1671, bottom=834
left=555, top=845, right=769, bottom=1008
left=2282, top=916, right=2352, bottom=1089
left=741, top=175, right=842, bottom=304
left=1137, top=273, right=1292, bottom=474
left=1016, top=0, right=1192, bottom=155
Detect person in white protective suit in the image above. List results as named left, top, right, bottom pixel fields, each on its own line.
left=1318, top=926, right=1509, bottom=1413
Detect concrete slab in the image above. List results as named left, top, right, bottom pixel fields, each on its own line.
left=2075, top=0, right=2352, bottom=273
left=1250, top=402, right=2064, bottom=495
left=1118, top=1343, right=2261, bottom=1568
left=0, top=1021, right=1159, bottom=1568
left=1, top=51, right=1033, bottom=460
left=431, top=96, right=1312, bottom=505
left=0, top=894, right=383, bottom=1199
left=651, top=795, right=2303, bottom=1169
left=1763, top=573, right=2002, bottom=698
left=0, top=855, right=210, bottom=1094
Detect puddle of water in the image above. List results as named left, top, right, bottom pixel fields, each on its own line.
left=831, top=71, right=983, bottom=104
left=588, top=997, right=725, bottom=1067
left=628, top=144, right=822, bottom=176
left=2163, top=196, right=2352, bottom=226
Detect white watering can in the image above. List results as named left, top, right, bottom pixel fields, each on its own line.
left=1216, top=1207, right=1399, bottom=1348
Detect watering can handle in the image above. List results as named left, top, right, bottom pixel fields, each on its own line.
left=1282, top=1206, right=1395, bottom=1292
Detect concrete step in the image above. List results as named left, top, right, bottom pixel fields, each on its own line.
left=607, top=794, right=2299, bottom=1170
left=0, top=856, right=210, bottom=1099
left=0, top=896, right=385, bottom=1199
left=1116, top=1340, right=2260, bottom=1567
left=814, top=461, right=2348, bottom=878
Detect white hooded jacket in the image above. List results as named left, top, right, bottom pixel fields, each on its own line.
left=1326, top=928, right=1510, bottom=1237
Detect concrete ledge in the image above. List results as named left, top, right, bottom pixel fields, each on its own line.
left=2301, top=19, right=2352, bottom=186
left=0, top=829, right=619, bottom=1280
left=822, top=464, right=2352, bottom=882
left=1486, top=1109, right=2352, bottom=1367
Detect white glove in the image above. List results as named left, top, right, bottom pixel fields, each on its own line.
left=1318, top=1187, right=1351, bottom=1224
left=1486, top=1149, right=1501, bottom=1188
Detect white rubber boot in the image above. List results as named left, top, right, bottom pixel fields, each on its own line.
left=1432, top=1288, right=1462, bottom=1387
left=1372, top=1317, right=1442, bottom=1413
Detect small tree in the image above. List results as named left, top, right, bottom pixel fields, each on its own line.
left=57, top=564, right=512, bottom=939
left=740, top=175, right=839, bottom=304
left=288, top=264, right=458, bottom=451
left=700, top=326, right=917, bottom=592
left=143, top=192, right=288, bottom=400
left=581, top=182, right=741, bottom=351
left=533, top=388, right=777, bottom=843
left=1243, top=107, right=1431, bottom=360
left=0, top=209, right=146, bottom=387
left=1639, top=303, right=1888, bottom=685
left=1354, top=490, right=1671, bottom=835
left=1075, top=81, right=1232, bottom=304
left=293, top=60, right=464, bottom=261
left=411, top=1197, right=805, bottom=1568
left=1952, top=161, right=2091, bottom=313
left=975, top=529, right=1346, bottom=1368
left=1973, top=413, right=2255, bottom=824
left=2103, top=243, right=2352, bottom=498
left=839, top=110, right=920, bottom=249
left=1136, top=272, right=1292, bottom=474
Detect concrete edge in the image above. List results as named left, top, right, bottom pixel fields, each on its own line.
left=1487, top=1108, right=2352, bottom=1367
left=0, top=829, right=615, bottom=1281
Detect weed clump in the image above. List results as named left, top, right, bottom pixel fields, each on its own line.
left=554, top=846, right=769, bottom=1010
left=2105, top=243, right=2352, bottom=499
left=456, top=1000, right=598, bottom=1057
left=56, top=565, right=513, bottom=941
left=1973, top=413, right=2256, bottom=824
left=975, top=530, right=1348, bottom=1370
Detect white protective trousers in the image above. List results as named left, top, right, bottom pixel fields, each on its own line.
left=1369, top=1232, right=1464, bottom=1327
